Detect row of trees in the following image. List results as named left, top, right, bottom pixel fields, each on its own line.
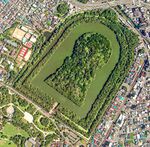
left=13, top=10, right=89, bottom=111
left=14, top=9, right=115, bottom=111
left=87, top=26, right=138, bottom=134
left=15, top=83, right=54, bottom=111
left=13, top=8, right=139, bottom=137
left=13, top=9, right=99, bottom=111
left=55, top=9, right=139, bottom=136
left=0, top=86, right=58, bottom=146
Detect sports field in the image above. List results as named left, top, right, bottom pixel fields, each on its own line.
left=31, top=22, right=120, bottom=118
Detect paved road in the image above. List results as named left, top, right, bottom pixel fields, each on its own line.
left=98, top=6, right=149, bottom=146
left=141, top=1, right=150, bottom=8
left=68, top=0, right=132, bottom=10
left=1, top=4, right=149, bottom=143
left=0, top=82, right=51, bottom=118
left=114, top=7, right=150, bottom=57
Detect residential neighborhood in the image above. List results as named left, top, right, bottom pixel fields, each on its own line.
left=0, top=0, right=149, bottom=147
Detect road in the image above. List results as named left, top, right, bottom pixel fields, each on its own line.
left=98, top=6, right=149, bottom=146
left=114, top=6, right=150, bottom=57
left=0, top=82, right=51, bottom=118
left=141, top=1, right=150, bottom=8
left=68, top=0, right=132, bottom=10
left=1, top=3, right=149, bottom=144
left=101, top=66, right=144, bottom=145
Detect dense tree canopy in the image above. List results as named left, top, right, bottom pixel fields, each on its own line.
left=10, top=135, right=26, bottom=147
left=45, top=33, right=111, bottom=105
left=13, top=9, right=139, bottom=137
left=40, top=117, right=49, bottom=127
left=56, top=2, right=69, bottom=16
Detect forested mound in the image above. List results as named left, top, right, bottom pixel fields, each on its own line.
left=45, top=33, right=111, bottom=105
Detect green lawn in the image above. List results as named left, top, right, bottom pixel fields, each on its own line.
left=31, top=22, right=120, bottom=118
left=2, top=123, right=28, bottom=138
left=0, top=123, right=29, bottom=147
left=0, top=140, right=16, bottom=147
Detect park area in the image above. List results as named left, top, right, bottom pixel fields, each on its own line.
left=14, top=9, right=138, bottom=135
left=31, top=22, right=120, bottom=118
left=0, top=140, right=16, bottom=147
left=0, top=123, right=28, bottom=147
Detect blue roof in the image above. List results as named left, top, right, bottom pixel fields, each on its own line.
left=2, top=0, right=9, bottom=4
left=118, top=95, right=124, bottom=101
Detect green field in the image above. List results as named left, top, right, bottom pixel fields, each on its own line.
left=2, top=123, right=28, bottom=138
left=0, top=140, right=16, bottom=147
left=31, top=22, right=120, bottom=118
left=0, top=123, right=29, bottom=147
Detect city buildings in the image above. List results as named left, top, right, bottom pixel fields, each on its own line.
left=0, top=0, right=149, bottom=146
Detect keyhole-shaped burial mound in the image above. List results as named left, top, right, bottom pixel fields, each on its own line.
left=45, top=33, right=112, bottom=106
